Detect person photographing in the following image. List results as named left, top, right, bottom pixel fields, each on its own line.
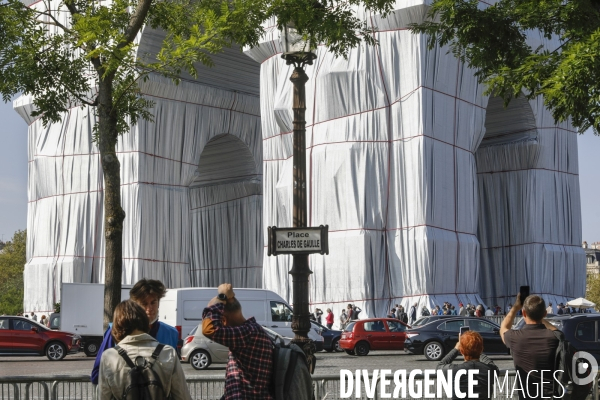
left=437, top=329, right=499, bottom=400
left=500, top=293, right=558, bottom=399
left=202, top=283, right=274, bottom=400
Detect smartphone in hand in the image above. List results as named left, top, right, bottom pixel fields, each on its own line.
left=519, top=285, right=530, bottom=303
left=459, top=326, right=470, bottom=336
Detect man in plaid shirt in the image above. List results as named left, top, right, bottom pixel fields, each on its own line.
left=202, top=283, right=274, bottom=400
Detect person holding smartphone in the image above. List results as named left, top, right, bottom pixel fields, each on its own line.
left=500, top=291, right=559, bottom=400
left=437, top=327, right=499, bottom=400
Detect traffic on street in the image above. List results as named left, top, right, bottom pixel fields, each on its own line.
left=0, top=350, right=517, bottom=378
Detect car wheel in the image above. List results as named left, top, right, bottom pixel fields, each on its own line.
left=46, top=342, right=66, bottom=361
left=345, top=350, right=356, bottom=355
left=190, top=350, right=211, bottom=370
left=84, top=341, right=100, bottom=357
left=424, top=341, right=444, bottom=361
left=355, top=342, right=370, bottom=356
left=333, top=338, right=342, bottom=352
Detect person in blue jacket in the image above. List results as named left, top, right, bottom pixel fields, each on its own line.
left=91, top=279, right=179, bottom=385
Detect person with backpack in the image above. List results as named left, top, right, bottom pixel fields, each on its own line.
left=202, top=283, right=274, bottom=400
left=98, top=300, right=191, bottom=400
left=92, top=279, right=179, bottom=385
left=500, top=293, right=559, bottom=400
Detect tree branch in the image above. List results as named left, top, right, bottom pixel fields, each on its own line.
left=110, top=70, right=147, bottom=113
left=62, top=0, right=79, bottom=17
left=33, top=8, right=73, bottom=33
left=118, top=0, right=153, bottom=49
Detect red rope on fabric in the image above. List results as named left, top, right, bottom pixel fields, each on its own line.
left=189, top=193, right=260, bottom=210
left=477, top=167, right=578, bottom=176
left=481, top=241, right=582, bottom=250
left=30, top=255, right=190, bottom=265
left=29, top=181, right=189, bottom=203
left=189, top=265, right=263, bottom=271
left=30, top=150, right=199, bottom=168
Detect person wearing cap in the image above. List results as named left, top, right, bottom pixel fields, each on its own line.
left=458, top=303, right=466, bottom=316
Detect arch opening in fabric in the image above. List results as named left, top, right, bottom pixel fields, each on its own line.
left=188, top=133, right=263, bottom=288
left=479, top=95, right=537, bottom=148
left=191, top=133, right=259, bottom=188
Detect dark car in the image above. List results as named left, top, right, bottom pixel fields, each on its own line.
left=339, top=318, right=409, bottom=356
left=411, top=315, right=457, bottom=327
left=543, top=314, right=600, bottom=363
left=404, top=317, right=508, bottom=360
left=0, top=316, right=81, bottom=360
left=513, top=314, right=557, bottom=330
left=312, top=321, right=343, bottom=352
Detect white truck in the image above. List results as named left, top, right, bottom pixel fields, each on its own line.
left=160, top=287, right=324, bottom=350
left=50, top=283, right=131, bottom=357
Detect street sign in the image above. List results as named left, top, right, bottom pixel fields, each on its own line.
left=267, top=225, right=329, bottom=256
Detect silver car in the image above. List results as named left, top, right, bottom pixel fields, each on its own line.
left=181, top=324, right=293, bottom=370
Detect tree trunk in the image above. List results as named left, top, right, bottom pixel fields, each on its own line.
left=97, top=77, right=125, bottom=329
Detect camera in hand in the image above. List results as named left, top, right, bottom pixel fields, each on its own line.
left=519, top=285, right=530, bottom=303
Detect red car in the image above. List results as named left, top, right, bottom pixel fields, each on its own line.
left=0, top=316, right=81, bottom=360
left=340, top=318, right=409, bottom=356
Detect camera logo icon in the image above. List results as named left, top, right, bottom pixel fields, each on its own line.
left=572, top=351, right=598, bottom=385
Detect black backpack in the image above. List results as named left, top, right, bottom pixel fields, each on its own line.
left=270, top=337, right=312, bottom=400
left=115, top=344, right=169, bottom=400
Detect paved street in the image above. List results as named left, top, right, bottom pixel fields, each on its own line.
left=0, top=350, right=517, bottom=378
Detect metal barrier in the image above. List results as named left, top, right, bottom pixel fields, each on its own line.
left=0, top=375, right=93, bottom=400
left=1, top=371, right=598, bottom=400
left=483, top=315, right=523, bottom=327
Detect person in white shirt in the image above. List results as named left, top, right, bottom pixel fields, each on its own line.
left=485, top=307, right=494, bottom=316
left=546, top=302, right=553, bottom=314
left=98, top=300, right=191, bottom=400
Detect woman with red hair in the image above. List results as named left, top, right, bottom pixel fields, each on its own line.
left=437, top=330, right=499, bottom=400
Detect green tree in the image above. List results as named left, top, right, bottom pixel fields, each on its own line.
left=0, top=230, right=27, bottom=315
left=587, top=274, right=600, bottom=311
left=1, top=0, right=395, bottom=326
left=411, top=0, right=600, bottom=134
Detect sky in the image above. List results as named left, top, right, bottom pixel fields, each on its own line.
left=0, top=100, right=599, bottom=244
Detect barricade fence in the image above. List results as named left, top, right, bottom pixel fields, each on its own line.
left=1, top=371, right=598, bottom=400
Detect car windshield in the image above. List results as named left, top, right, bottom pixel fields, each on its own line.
left=547, top=319, right=563, bottom=330
left=262, top=327, right=282, bottom=341
left=345, top=322, right=356, bottom=332
left=312, top=321, right=328, bottom=331
left=25, top=318, right=49, bottom=331
left=14, top=318, right=48, bottom=331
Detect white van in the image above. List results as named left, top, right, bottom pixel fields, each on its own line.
left=159, top=288, right=323, bottom=349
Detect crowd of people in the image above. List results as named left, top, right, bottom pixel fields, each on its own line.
left=15, top=311, right=51, bottom=327
left=13, top=279, right=595, bottom=400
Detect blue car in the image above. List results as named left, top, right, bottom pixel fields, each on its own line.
left=311, top=321, right=342, bottom=352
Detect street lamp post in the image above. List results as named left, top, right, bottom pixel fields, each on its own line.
left=280, top=24, right=318, bottom=372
